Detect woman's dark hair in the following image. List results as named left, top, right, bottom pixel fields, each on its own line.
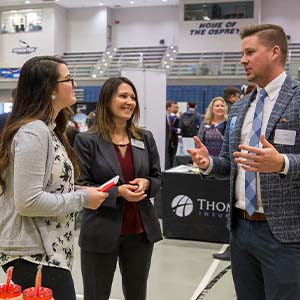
left=0, top=55, right=79, bottom=195
left=91, top=77, right=141, bottom=141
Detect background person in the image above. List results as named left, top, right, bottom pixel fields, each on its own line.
left=223, top=86, right=241, bottom=112
left=169, top=101, right=180, bottom=166
left=198, top=97, right=228, bottom=157
left=245, top=83, right=256, bottom=95
left=188, top=24, right=300, bottom=300
left=74, top=76, right=162, bottom=300
left=0, top=56, right=107, bottom=300
left=74, top=107, right=88, bottom=132
left=86, top=110, right=96, bottom=128
left=165, top=101, right=180, bottom=168
left=179, top=101, right=201, bottom=137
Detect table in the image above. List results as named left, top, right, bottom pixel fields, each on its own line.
left=173, top=155, right=192, bottom=166
left=162, top=166, right=230, bottom=243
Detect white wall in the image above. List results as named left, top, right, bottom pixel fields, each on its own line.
left=107, top=7, right=112, bottom=46
left=111, top=6, right=179, bottom=47
left=0, top=8, right=55, bottom=67
left=53, top=5, right=67, bottom=56
left=261, top=0, right=300, bottom=42
left=66, top=7, right=108, bottom=52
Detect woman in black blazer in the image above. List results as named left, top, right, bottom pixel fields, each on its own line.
left=74, top=77, right=162, bottom=300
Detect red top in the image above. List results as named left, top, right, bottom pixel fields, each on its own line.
left=114, top=144, right=144, bottom=235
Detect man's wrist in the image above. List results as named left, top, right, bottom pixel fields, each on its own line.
left=278, top=156, right=285, bottom=173
left=199, top=157, right=213, bottom=175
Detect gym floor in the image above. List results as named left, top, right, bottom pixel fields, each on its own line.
left=0, top=230, right=236, bottom=300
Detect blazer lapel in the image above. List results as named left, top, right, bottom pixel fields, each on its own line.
left=129, top=133, right=143, bottom=177
left=265, top=76, right=296, bottom=139
left=96, top=135, right=125, bottom=183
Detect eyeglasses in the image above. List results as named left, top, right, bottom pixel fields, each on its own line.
left=56, top=77, right=75, bottom=88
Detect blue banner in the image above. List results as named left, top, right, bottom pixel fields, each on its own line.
left=0, top=68, right=20, bottom=79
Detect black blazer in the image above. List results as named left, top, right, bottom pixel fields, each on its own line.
left=74, top=129, right=163, bottom=253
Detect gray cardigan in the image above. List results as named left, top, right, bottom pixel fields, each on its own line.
left=0, top=120, right=87, bottom=256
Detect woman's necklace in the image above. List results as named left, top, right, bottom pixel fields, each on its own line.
left=117, top=143, right=128, bottom=158
left=112, top=134, right=129, bottom=158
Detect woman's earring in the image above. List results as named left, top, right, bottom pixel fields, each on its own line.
left=51, top=94, right=56, bottom=100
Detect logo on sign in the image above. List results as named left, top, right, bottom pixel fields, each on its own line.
left=171, top=195, right=193, bottom=217
left=197, top=198, right=230, bottom=218
left=12, top=40, right=37, bottom=55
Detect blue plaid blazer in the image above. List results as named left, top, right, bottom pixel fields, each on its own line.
left=210, top=75, right=300, bottom=243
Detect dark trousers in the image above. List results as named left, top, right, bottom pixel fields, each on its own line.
left=231, top=215, right=300, bottom=300
left=81, top=233, right=154, bottom=300
left=2, top=259, right=76, bottom=300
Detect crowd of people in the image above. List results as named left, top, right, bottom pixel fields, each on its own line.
left=165, top=86, right=242, bottom=169
left=0, top=23, right=299, bottom=300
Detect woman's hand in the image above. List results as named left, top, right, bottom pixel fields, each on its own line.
left=117, top=184, right=147, bottom=202
left=129, top=178, right=150, bottom=193
left=84, top=189, right=108, bottom=210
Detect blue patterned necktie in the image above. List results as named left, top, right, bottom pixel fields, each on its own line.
left=245, top=89, right=267, bottom=216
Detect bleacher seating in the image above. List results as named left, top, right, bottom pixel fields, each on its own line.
left=285, top=43, right=300, bottom=76
left=107, top=46, right=167, bottom=76
left=56, top=42, right=300, bottom=79
left=62, top=52, right=103, bottom=78
left=62, top=52, right=103, bottom=65
left=169, top=52, right=244, bottom=77
left=1, top=43, right=300, bottom=81
left=168, top=43, right=300, bottom=78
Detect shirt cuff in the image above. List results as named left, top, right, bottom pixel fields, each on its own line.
left=199, top=156, right=213, bottom=175
left=279, top=154, right=289, bottom=175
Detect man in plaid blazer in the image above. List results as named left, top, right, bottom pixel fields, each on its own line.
left=189, top=24, right=300, bottom=300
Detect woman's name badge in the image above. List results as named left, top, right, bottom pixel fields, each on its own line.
left=131, top=138, right=145, bottom=149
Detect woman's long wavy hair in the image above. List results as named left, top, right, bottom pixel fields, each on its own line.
left=90, top=77, right=141, bottom=141
left=204, top=97, right=228, bottom=124
left=0, top=56, right=79, bottom=195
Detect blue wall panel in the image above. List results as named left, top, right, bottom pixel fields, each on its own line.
left=167, top=85, right=232, bottom=114
left=83, top=86, right=101, bottom=102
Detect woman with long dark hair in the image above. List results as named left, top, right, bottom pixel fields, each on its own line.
left=74, top=77, right=162, bottom=300
left=0, top=56, right=108, bottom=300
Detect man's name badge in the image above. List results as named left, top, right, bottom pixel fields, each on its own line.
left=131, top=138, right=145, bottom=149
left=274, top=129, right=296, bottom=145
